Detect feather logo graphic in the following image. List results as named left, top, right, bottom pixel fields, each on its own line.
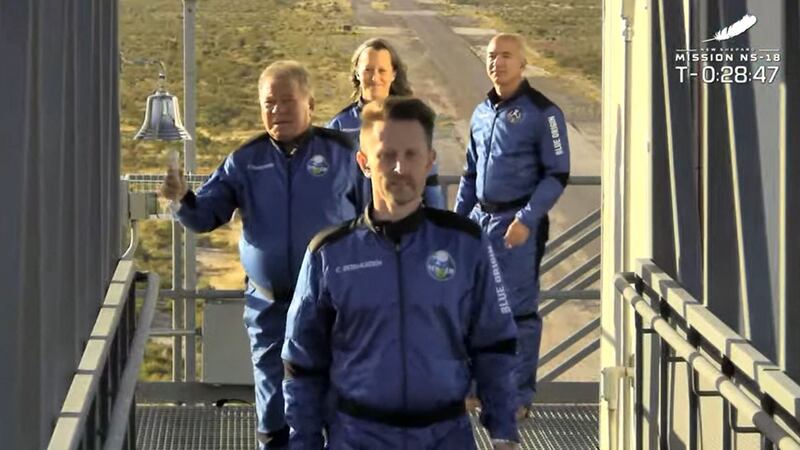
left=702, top=14, right=757, bottom=43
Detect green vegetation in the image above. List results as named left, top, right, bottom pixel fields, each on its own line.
left=447, top=0, right=601, bottom=86
left=121, top=0, right=359, bottom=380
left=139, top=338, right=172, bottom=381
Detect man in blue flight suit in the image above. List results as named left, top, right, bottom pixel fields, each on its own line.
left=328, top=37, right=445, bottom=209
left=160, top=60, right=365, bottom=449
left=454, top=33, right=571, bottom=418
left=283, top=97, right=520, bottom=449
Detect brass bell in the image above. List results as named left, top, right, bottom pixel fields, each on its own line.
left=134, top=87, right=192, bottom=141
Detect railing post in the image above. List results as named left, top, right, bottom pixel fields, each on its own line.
left=659, top=299, right=670, bottom=450
left=721, top=357, right=734, bottom=450
left=126, top=401, right=136, bottom=449
left=182, top=0, right=198, bottom=383
left=761, top=395, right=776, bottom=450
left=634, top=276, right=644, bottom=450
left=172, top=224, right=184, bottom=382
left=687, top=328, right=700, bottom=450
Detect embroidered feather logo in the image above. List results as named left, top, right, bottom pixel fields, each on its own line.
left=702, top=14, right=757, bottom=43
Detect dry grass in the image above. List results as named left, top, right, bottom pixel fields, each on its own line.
left=443, top=0, right=601, bottom=98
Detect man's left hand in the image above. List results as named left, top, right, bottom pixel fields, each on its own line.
left=503, top=219, right=530, bottom=248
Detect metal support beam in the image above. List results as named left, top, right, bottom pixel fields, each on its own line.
left=541, top=224, right=600, bottom=273
left=171, top=223, right=183, bottom=382
left=182, top=0, right=198, bottom=383
left=545, top=209, right=600, bottom=254
left=539, top=318, right=601, bottom=367
left=547, top=254, right=601, bottom=291
left=539, top=339, right=601, bottom=383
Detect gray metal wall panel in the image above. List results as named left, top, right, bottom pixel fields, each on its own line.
left=703, top=0, right=742, bottom=335
left=657, top=0, right=703, bottom=298
left=704, top=78, right=742, bottom=329
left=2, top=2, right=36, bottom=447
left=651, top=0, right=678, bottom=286
left=39, top=0, right=68, bottom=428
left=783, top=0, right=800, bottom=381
left=749, top=0, right=783, bottom=328
left=655, top=0, right=788, bottom=368
left=0, top=0, right=120, bottom=447
left=719, top=0, right=776, bottom=359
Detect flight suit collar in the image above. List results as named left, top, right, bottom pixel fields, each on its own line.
left=268, top=127, right=314, bottom=157
left=487, top=79, right=533, bottom=107
left=363, top=204, right=425, bottom=243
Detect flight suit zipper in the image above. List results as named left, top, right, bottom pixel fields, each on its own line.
left=484, top=106, right=499, bottom=199
left=286, top=153, right=293, bottom=292
left=394, top=243, right=408, bottom=412
left=394, top=242, right=409, bottom=450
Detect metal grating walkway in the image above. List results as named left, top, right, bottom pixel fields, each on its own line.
left=137, top=405, right=258, bottom=449
left=137, top=404, right=598, bottom=449
left=471, top=405, right=599, bottom=450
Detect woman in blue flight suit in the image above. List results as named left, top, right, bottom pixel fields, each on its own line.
left=328, top=38, right=445, bottom=209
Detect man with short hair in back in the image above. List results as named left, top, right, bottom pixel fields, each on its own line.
left=283, top=97, right=520, bottom=449
left=160, top=60, right=365, bottom=449
left=455, top=33, right=571, bottom=419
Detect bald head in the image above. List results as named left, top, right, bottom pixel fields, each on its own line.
left=486, top=33, right=527, bottom=91
left=490, top=33, right=526, bottom=54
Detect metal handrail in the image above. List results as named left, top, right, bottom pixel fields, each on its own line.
left=47, top=261, right=159, bottom=450
left=436, top=174, right=600, bottom=187
left=104, top=271, right=159, bottom=450
left=634, top=260, right=800, bottom=424
left=613, top=260, right=800, bottom=450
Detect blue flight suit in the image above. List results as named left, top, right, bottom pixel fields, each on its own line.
left=454, top=80, right=571, bottom=409
left=328, top=100, right=446, bottom=209
left=282, top=207, right=519, bottom=449
left=174, top=127, right=365, bottom=448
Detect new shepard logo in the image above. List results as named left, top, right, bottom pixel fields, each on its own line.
left=306, top=154, right=329, bottom=177
left=702, top=14, right=757, bottom=43
left=426, top=250, right=455, bottom=281
left=673, top=13, right=781, bottom=85
left=506, top=107, right=523, bottom=124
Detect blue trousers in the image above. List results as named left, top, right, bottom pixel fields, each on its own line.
left=469, top=208, right=548, bottom=408
left=327, top=412, right=476, bottom=450
left=243, top=286, right=290, bottom=449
